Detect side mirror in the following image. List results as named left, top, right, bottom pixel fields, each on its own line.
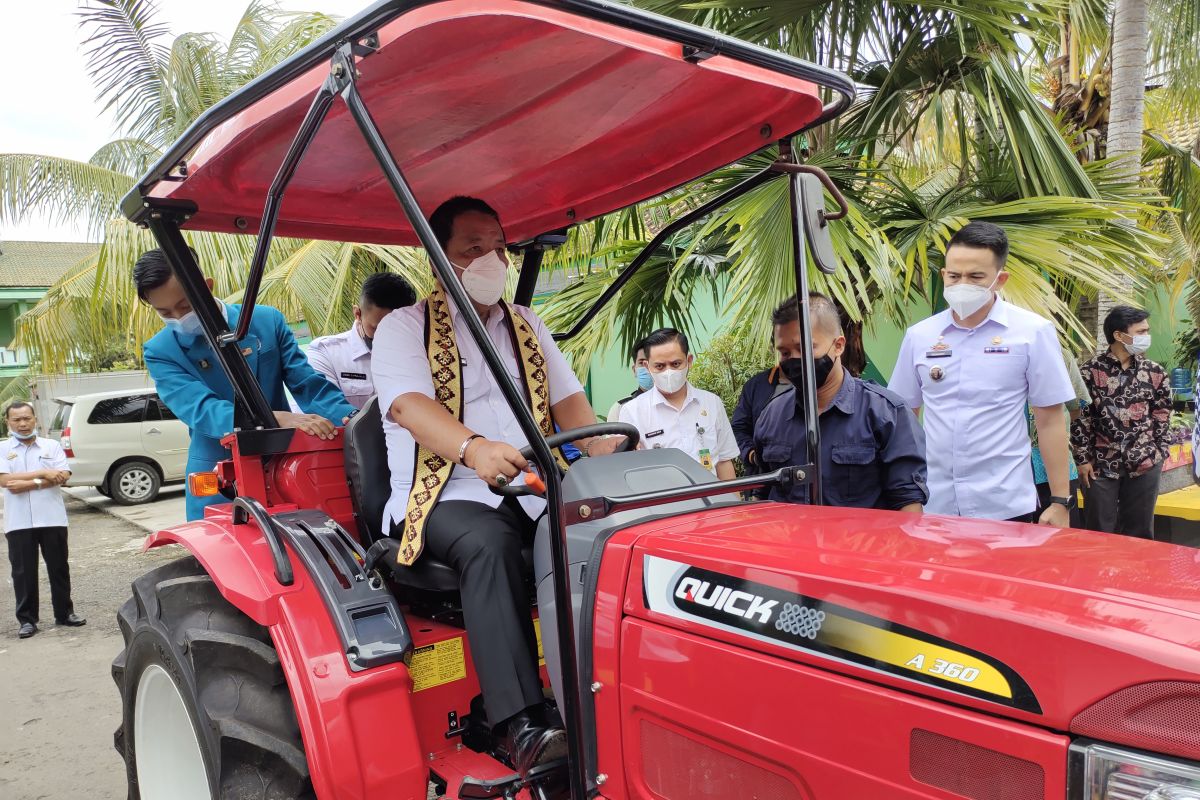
left=797, top=172, right=839, bottom=275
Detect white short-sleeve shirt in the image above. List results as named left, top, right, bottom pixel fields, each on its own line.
left=0, top=437, right=70, bottom=532
left=618, top=384, right=739, bottom=472
left=305, top=326, right=374, bottom=410
left=371, top=295, right=584, bottom=528
left=887, top=297, right=1074, bottom=519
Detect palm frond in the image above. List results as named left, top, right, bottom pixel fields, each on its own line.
left=0, top=154, right=133, bottom=236
left=77, top=0, right=170, bottom=146
left=1147, top=0, right=1200, bottom=117
left=251, top=241, right=432, bottom=338
left=88, top=138, right=163, bottom=176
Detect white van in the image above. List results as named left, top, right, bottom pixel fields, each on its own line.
left=51, top=389, right=190, bottom=505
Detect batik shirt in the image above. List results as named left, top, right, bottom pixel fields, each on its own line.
left=1070, top=350, right=1171, bottom=478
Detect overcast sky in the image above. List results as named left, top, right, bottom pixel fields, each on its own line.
left=1, top=0, right=365, bottom=244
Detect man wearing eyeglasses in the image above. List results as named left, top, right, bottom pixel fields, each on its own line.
left=617, top=327, right=738, bottom=478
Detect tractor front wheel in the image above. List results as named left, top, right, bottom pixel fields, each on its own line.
left=112, top=556, right=313, bottom=799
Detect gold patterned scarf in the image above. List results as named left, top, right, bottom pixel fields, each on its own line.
left=396, top=286, right=567, bottom=566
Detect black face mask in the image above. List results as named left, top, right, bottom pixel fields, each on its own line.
left=358, top=323, right=373, bottom=351
left=781, top=349, right=836, bottom=389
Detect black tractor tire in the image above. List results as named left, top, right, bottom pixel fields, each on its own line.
left=109, top=461, right=162, bottom=506
left=112, top=555, right=313, bottom=799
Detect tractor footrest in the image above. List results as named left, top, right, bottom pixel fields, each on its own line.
left=458, top=759, right=568, bottom=799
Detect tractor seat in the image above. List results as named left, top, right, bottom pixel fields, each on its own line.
left=344, top=396, right=461, bottom=592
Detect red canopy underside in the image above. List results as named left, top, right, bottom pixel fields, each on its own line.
left=150, top=0, right=824, bottom=245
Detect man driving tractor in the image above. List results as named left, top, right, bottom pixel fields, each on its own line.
left=370, top=196, right=625, bottom=776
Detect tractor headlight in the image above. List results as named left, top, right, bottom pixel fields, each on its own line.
left=1075, top=743, right=1200, bottom=799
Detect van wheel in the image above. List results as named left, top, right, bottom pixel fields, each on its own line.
left=110, top=461, right=161, bottom=505
left=112, top=556, right=313, bottom=799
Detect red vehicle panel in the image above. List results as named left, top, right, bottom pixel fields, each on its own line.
left=618, top=618, right=1069, bottom=799
left=612, top=503, right=1200, bottom=734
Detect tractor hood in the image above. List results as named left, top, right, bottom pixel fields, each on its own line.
left=625, top=502, right=1200, bottom=731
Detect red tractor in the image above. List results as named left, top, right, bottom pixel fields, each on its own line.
left=111, top=1, right=1200, bottom=799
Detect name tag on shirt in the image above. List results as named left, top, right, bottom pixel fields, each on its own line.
left=983, top=346, right=1010, bottom=354
left=340, top=371, right=368, bottom=380
left=925, top=349, right=952, bottom=358
left=645, top=429, right=664, bottom=439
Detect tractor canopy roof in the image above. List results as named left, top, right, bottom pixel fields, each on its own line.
left=123, top=0, right=853, bottom=245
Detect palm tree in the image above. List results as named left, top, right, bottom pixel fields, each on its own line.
left=0, top=0, right=430, bottom=373
left=1108, top=0, right=1149, bottom=168
left=539, top=0, right=1169, bottom=371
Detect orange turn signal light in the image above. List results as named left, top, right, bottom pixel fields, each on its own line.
left=188, top=471, right=221, bottom=497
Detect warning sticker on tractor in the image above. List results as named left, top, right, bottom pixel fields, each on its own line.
left=409, top=637, right=466, bottom=692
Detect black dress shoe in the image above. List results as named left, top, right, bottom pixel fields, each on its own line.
left=18, top=623, right=37, bottom=638
left=502, top=710, right=567, bottom=777
left=56, top=613, right=86, bottom=627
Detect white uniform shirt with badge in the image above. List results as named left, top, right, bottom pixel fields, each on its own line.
left=887, top=297, right=1074, bottom=520
left=0, top=436, right=70, bottom=532
left=306, top=326, right=374, bottom=410
left=618, top=383, right=739, bottom=472
left=371, top=295, right=585, bottom=527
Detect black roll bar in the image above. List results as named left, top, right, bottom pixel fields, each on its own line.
left=564, top=465, right=813, bottom=524
left=229, top=75, right=340, bottom=345
left=781, top=139, right=823, bottom=504
left=146, top=215, right=280, bottom=430
left=331, top=45, right=590, bottom=799
left=513, top=247, right=545, bottom=308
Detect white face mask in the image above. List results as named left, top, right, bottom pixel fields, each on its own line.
left=457, top=251, right=508, bottom=307
left=164, top=297, right=226, bottom=338
left=943, top=276, right=998, bottom=320
left=1123, top=333, right=1151, bottom=355
left=652, top=366, right=689, bottom=395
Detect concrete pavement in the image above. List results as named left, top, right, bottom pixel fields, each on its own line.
left=63, top=484, right=186, bottom=533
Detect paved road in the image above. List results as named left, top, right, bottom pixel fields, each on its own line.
left=0, top=495, right=182, bottom=800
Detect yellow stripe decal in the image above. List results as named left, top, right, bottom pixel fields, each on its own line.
left=819, top=614, right=1012, bottom=698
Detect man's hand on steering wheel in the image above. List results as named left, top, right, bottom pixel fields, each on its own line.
left=487, top=422, right=641, bottom=497
left=581, top=435, right=627, bottom=457
left=464, top=438, right=527, bottom=488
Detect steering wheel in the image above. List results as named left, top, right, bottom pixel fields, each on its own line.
left=489, top=422, right=640, bottom=497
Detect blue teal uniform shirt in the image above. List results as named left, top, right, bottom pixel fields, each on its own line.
left=143, top=302, right=355, bottom=520
left=753, top=377, right=928, bottom=509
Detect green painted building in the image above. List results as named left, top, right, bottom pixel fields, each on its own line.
left=0, top=241, right=99, bottom=377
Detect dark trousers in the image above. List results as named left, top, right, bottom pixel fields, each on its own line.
left=422, top=498, right=542, bottom=727
left=1034, top=479, right=1082, bottom=528
left=6, top=526, right=74, bottom=626
left=1082, top=463, right=1163, bottom=539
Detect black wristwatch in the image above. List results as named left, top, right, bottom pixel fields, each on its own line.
left=1048, top=495, right=1075, bottom=510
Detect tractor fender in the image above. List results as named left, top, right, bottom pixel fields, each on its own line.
left=144, top=520, right=293, bottom=627
left=144, top=521, right=429, bottom=800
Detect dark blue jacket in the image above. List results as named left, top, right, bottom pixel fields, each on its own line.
left=753, top=377, right=928, bottom=510
left=731, top=365, right=785, bottom=463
